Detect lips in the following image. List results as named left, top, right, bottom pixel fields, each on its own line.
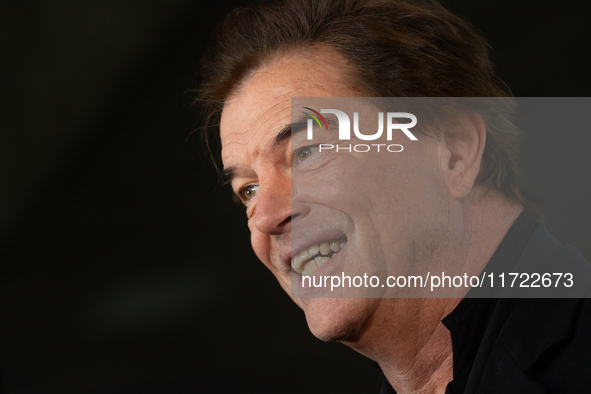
left=291, top=238, right=347, bottom=276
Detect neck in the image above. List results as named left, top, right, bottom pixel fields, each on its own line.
left=377, top=299, right=457, bottom=394
left=342, top=186, right=523, bottom=394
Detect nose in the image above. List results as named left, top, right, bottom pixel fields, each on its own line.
left=254, top=171, right=292, bottom=235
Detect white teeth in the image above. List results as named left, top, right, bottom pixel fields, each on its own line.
left=308, top=244, right=319, bottom=256
left=330, top=241, right=341, bottom=252
left=313, top=256, right=329, bottom=272
left=291, top=248, right=309, bottom=271
left=302, top=260, right=318, bottom=276
left=314, top=255, right=323, bottom=267
left=291, top=237, right=347, bottom=275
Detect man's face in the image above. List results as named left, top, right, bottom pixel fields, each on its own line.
left=220, top=50, right=454, bottom=342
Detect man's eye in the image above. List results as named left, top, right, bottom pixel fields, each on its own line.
left=293, top=146, right=317, bottom=164
left=243, top=185, right=259, bottom=201
left=298, top=147, right=312, bottom=160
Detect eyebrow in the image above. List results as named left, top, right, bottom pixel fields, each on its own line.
left=274, top=116, right=337, bottom=146
left=273, top=120, right=305, bottom=146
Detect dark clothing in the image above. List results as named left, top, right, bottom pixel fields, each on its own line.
left=380, top=212, right=591, bottom=393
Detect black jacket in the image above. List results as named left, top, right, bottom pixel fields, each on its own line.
left=381, top=212, right=591, bottom=393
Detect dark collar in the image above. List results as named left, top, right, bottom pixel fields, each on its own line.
left=381, top=211, right=591, bottom=393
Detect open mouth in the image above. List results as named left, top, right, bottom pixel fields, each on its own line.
left=291, top=238, right=347, bottom=276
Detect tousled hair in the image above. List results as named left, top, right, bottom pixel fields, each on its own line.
left=192, top=0, right=541, bottom=216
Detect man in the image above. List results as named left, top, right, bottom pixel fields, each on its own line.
left=194, top=0, right=591, bottom=392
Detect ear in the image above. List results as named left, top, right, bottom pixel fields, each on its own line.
left=438, top=111, right=486, bottom=200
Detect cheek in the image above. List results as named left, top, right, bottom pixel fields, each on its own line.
left=248, top=219, right=274, bottom=271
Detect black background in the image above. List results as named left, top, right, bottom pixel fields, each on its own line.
left=1, top=1, right=590, bottom=393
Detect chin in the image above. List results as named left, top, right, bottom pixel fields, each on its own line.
left=302, top=297, right=373, bottom=342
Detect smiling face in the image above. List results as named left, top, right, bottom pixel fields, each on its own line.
left=220, top=49, right=457, bottom=342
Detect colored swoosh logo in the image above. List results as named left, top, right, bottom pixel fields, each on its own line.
left=302, top=107, right=329, bottom=131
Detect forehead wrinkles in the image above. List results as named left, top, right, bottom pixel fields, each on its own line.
left=220, top=90, right=291, bottom=170
left=220, top=49, right=360, bottom=168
